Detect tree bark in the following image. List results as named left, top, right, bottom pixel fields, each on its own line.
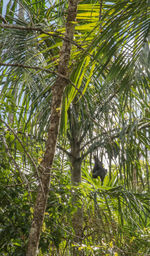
left=69, top=124, right=84, bottom=255
left=26, top=1, right=79, bottom=255
left=71, top=144, right=82, bottom=185
left=71, top=158, right=84, bottom=256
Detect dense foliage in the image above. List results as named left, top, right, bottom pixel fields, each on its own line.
left=0, top=0, right=150, bottom=255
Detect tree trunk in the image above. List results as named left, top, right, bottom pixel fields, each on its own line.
left=70, top=136, right=84, bottom=255
left=26, top=1, right=79, bottom=255
left=71, top=147, right=82, bottom=185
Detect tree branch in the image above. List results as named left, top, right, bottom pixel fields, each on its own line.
left=0, top=14, right=7, bottom=24
left=0, top=23, right=84, bottom=50
left=0, top=62, right=85, bottom=100
left=57, top=144, right=72, bottom=157
left=0, top=61, right=53, bottom=73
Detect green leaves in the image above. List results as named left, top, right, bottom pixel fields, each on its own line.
left=0, top=0, right=150, bottom=255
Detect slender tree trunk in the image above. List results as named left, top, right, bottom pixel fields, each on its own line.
left=71, top=146, right=82, bottom=185
left=70, top=134, right=84, bottom=255
left=26, top=1, right=79, bottom=255
left=68, top=103, right=85, bottom=255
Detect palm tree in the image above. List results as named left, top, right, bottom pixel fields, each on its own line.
left=1, top=0, right=80, bottom=255
left=0, top=0, right=150, bottom=255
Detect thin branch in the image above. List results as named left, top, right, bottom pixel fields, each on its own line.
left=0, top=23, right=84, bottom=50
left=0, top=14, right=7, bottom=24
left=0, top=61, right=53, bottom=73
left=82, top=140, right=104, bottom=159
left=0, top=62, right=86, bottom=99
left=57, top=144, right=72, bottom=157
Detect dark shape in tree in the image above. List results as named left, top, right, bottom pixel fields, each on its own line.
left=92, top=155, right=107, bottom=185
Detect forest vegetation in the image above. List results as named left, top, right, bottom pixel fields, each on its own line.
left=0, top=0, right=150, bottom=255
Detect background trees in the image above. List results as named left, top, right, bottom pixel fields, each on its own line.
left=0, top=0, right=150, bottom=255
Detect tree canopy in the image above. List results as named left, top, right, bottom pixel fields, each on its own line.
left=0, top=0, right=150, bottom=255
